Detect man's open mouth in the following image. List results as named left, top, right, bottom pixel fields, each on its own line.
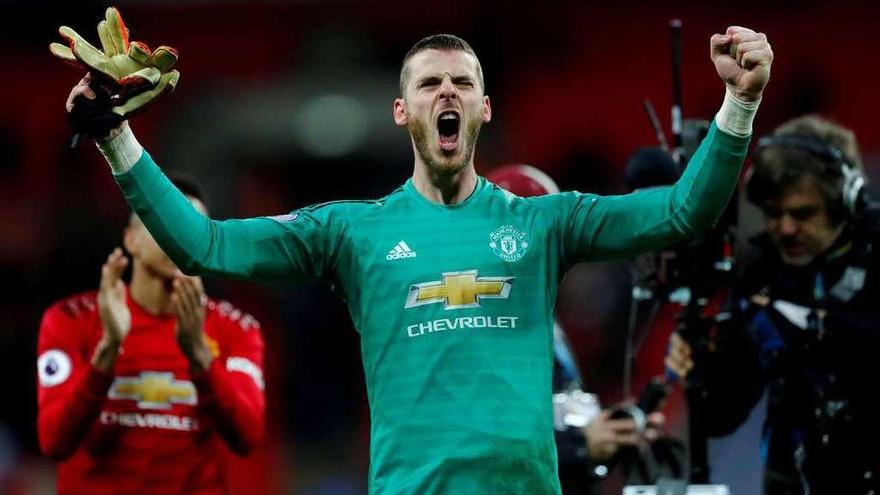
left=437, top=111, right=460, bottom=151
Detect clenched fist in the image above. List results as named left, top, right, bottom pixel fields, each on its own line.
left=711, top=26, right=773, bottom=102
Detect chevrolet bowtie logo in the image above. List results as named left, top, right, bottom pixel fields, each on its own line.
left=109, top=372, right=197, bottom=410
left=405, top=270, right=514, bottom=310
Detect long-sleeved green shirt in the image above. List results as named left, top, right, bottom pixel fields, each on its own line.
left=115, top=122, right=748, bottom=494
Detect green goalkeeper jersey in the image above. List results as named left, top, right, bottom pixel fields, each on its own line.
left=115, top=122, right=748, bottom=494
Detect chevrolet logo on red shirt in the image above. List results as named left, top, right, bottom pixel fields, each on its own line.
left=109, top=372, right=197, bottom=410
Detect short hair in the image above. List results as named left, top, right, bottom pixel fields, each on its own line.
left=399, top=34, right=484, bottom=96
left=747, top=115, right=862, bottom=222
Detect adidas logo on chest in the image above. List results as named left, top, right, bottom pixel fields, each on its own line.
left=387, top=240, right=417, bottom=260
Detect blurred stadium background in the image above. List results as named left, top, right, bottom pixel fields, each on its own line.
left=2, top=0, right=879, bottom=493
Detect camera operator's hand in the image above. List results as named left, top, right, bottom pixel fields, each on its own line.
left=584, top=410, right=637, bottom=462
left=583, top=409, right=665, bottom=462
left=665, top=332, right=694, bottom=380
left=644, top=411, right=666, bottom=442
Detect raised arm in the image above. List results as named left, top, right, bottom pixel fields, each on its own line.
left=170, top=275, right=266, bottom=454
left=101, top=133, right=333, bottom=280
left=57, top=9, right=338, bottom=281
left=37, top=251, right=129, bottom=461
left=558, top=26, right=772, bottom=264
left=61, top=76, right=338, bottom=280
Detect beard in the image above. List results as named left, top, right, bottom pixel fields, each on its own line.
left=409, top=115, right=482, bottom=178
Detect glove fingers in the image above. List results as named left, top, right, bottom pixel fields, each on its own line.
left=148, top=46, right=178, bottom=72
left=165, top=69, right=180, bottom=91
left=59, top=25, right=101, bottom=57
left=57, top=7, right=180, bottom=138
left=97, top=20, right=117, bottom=57
left=49, top=42, right=76, bottom=61
left=112, top=70, right=179, bottom=116
left=128, top=41, right=153, bottom=65
left=49, top=42, right=85, bottom=68
left=104, top=7, right=130, bottom=55
left=60, top=26, right=118, bottom=81
left=119, top=67, right=162, bottom=94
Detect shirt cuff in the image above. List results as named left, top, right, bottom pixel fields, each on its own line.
left=96, top=123, right=144, bottom=175
left=715, top=87, right=760, bottom=138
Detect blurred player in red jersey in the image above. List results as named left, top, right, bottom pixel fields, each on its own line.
left=36, top=176, right=266, bottom=495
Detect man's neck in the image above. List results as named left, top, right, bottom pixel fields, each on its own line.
left=128, top=263, right=174, bottom=315
left=411, top=162, right=479, bottom=205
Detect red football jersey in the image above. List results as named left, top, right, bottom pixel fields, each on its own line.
left=36, top=289, right=266, bottom=495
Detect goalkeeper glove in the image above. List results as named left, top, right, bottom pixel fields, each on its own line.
left=50, top=7, right=180, bottom=140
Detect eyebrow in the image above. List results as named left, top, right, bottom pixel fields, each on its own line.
left=415, top=74, right=475, bottom=86
left=416, top=76, right=441, bottom=86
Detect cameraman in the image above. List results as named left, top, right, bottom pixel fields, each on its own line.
left=667, top=115, right=880, bottom=494
left=552, top=322, right=667, bottom=495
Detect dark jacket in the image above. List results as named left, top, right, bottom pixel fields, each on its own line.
left=700, top=213, right=880, bottom=494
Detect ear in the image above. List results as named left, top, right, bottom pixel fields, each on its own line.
left=393, top=97, right=408, bottom=127
left=122, top=226, right=139, bottom=256
left=482, top=95, right=492, bottom=123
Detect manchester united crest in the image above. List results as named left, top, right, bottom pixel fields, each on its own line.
left=489, top=225, right=529, bottom=262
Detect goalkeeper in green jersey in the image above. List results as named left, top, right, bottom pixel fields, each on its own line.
left=60, top=10, right=772, bottom=493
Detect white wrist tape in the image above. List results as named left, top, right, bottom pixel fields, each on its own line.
left=715, top=87, right=760, bottom=137
left=96, top=124, right=143, bottom=174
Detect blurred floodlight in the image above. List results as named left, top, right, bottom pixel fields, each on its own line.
left=295, top=94, right=368, bottom=158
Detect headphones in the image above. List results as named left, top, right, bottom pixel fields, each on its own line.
left=753, top=134, right=867, bottom=217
